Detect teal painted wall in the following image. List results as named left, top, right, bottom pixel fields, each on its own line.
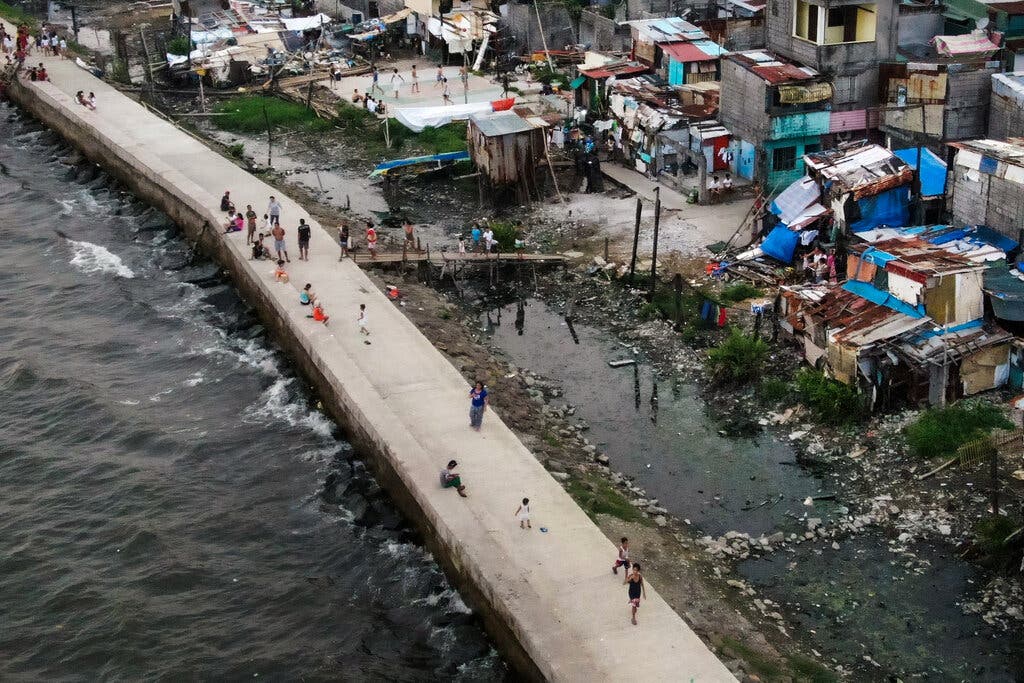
left=764, top=136, right=823, bottom=191
left=769, top=110, right=831, bottom=141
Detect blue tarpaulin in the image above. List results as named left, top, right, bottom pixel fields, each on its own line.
left=859, top=246, right=898, bottom=267
left=894, top=148, right=947, bottom=198
left=843, top=280, right=926, bottom=318
left=370, top=151, right=469, bottom=177
left=760, top=226, right=800, bottom=263
left=849, top=186, right=910, bottom=232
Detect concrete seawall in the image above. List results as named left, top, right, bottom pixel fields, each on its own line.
left=5, top=44, right=735, bottom=682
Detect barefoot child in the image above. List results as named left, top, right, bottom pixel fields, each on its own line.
left=612, top=537, right=629, bottom=574
left=273, top=259, right=289, bottom=283
left=357, top=303, right=369, bottom=335
left=514, top=497, right=531, bottom=529
left=625, top=563, right=646, bottom=625
left=309, top=301, right=329, bottom=325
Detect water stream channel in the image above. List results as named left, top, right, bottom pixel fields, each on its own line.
left=481, top=297, right=1022, bottom=681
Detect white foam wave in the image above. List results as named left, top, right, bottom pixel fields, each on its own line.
left=68, top=240, right=135, bottom=278
left=57, top=199, right=75, bottom=216
left=243, top=377, right=334, bottom=439
left=184, top=371, right=205, bottom=387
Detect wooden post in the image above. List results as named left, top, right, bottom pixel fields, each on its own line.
left=673, top=273, right=683, bottom=330
left=991, top=447, right=1000, bottom=515
left=604, top=237, right=609, bottom=263
left=648, top=187, right=661, bottom=302
left=306, top=77, right=315, bottom=110
left=628, top=197, right=641, bottom=284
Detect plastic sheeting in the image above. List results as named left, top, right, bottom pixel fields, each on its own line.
left=770, top=176, right=820, bottom=225
left=761, top=226, right=800, bottom=263
left=281, top=13, right=333, bottom=32
left=893, top=147, right=946, bottom=198
left=848, top=186, right=910, bottom=233
left=394, top=101, right=494, bottom=132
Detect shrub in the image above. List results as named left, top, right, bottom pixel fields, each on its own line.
left=905, top=403, right=1013, bottom=458
left=706, top=328, right=769, bottom=385
left=794, top=369, right=867, bottom=425
left=638, top=302, right=661, bottom=320
left=166, top=35, right=193, bottom=55
left=758, top=377, right=793, bottom=403
left=720, top=282, right=763, bottom=304
left=975, top=516, right=1023, bottom=572
left=488, top=220, right=518, bottom=250
left=226, top=142, right=245, bottom=159
left=0, top=2, right=38, bottom=28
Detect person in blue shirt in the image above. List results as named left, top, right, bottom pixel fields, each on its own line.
left=470, top=223, right=482, bottom=252
left=469, top=381, right=488, bottom=430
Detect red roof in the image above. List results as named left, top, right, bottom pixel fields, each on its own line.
left=750, top=63, right=815, bottom=84
left=579, top=63, right=650, bottom=79
left=661, top=41, right=718, bottom=63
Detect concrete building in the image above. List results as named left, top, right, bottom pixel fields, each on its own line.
left=948, top=138, right=1024, bottom=240
left=764, top=0, right=898, bottom=113
left=718, top=50, right=832, bottom=189
left=989, top=71, right=1024, bottom=140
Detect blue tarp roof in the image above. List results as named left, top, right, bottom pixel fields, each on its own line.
left=843, top=280, right=926, bottom=318
left=849, top=185, right=910, bottom=232
left=760, top=226, right=800, bottom=263
left=893, top=147, right=947, bottom=198
left=859, top=245, right=898, bottom=267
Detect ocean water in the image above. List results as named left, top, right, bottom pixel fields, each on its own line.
left=0, top=104, right=507, bottom=681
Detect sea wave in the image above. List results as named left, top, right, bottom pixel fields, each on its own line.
left=68, top=239, right=135, bottom=278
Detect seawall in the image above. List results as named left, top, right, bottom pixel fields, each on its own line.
left=5, top=44, right=736, bottom=682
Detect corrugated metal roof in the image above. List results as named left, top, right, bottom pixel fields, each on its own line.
left=662, top=39, right=726, bottom=63
left=469, top=111, right=539, bottom=136
left=580, top=62, right=650, bottom=79
left=727, top=51, right=819, bottom=84
left=623, top=16, right=707, bottom=43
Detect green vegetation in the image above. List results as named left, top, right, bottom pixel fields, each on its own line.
left=706, top=328, right=769, bottom=385
left=213, top=96, right=332, bottom=133
left=334, top=101, right=467, bottom=158
left=541, top=431, right=560, bottom=448
left=638, top=302, right=660, bottom=320
left=716, top=637, right=837, bottom=683
left=758, top=377, right=793, bottom=404
left=717, top=637, right=783, bottom=680
left=531, top=64, right=570, bottom=88
left=166, top=35, right=193, bottom=56
left=720, top=282, right=763, bottom=304
left=975, top=516, right=1023, bottom=572
left=794, top=369, right=868, bottom=426
left=488, top=220, right=519, bottom=250
left=0, top=1, right=38, bottom=28
left=108, top=59, right=131, bottom=85
left=565, top=474, right=646, bottom=524
left=904, top=402, right=1013, bottom=458
left=788, top=653, right=840, bottom=683
left=225, top=142, right=245, bottom=159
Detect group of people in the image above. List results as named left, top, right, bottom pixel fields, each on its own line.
left=1, top=24, right=67, bottom=66
left=708, top=172, right=734, bottom=202
left=801, top=246, right=838, bottom=284
left=358, top=64, right=468, bottom=107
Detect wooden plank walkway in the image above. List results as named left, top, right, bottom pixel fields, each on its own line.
left=349, top=250, right=568, bottom=266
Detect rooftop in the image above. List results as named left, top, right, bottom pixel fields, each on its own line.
left=804, top=141, right=912, bottom=196
left=949, top=137, right=1024, bottom=167
left=622, top=16, right=707, bottom=43
left=726, top=50, right=821, bottom=84
left=992, top=71, right=1024, bottom=106
left=469, top=110, right=542, bottom=136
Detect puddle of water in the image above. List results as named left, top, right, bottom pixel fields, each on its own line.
left=739, top=533, right=1023, bottom=680
left=484, top=298, right=827, bottom=536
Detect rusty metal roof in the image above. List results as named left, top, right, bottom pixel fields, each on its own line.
left=727, top=51, right=820, bottom=84
left=849, top=238, right=984, bottom=277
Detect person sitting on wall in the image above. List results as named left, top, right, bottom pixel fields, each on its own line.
left=440, top=460, right=468, bottom=497
left=220, top=190, right=235, bottom=214
left=722, top=172, right=733, bottom=194
left=708, top=175, right=721, bottom=203
left=352, top=88, right=364, bottom=103
left=251, top=233, right=272, bottom=260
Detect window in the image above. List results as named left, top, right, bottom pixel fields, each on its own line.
left=773, top=146, right=797, bottom=171
left=804, top=143, right=821, bottom=155
left=794, top=1, right=876, bottom=44
left=794, top=0, right=819, bottom=42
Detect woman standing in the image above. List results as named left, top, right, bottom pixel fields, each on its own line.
left=624, top=563, right=646, bottom=625
left=468, top=381, right=488, bottom=431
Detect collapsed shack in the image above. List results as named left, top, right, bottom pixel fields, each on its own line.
left=782, top=236, right=1015, bottom=409
left=467, top=110, right=550, bottom=205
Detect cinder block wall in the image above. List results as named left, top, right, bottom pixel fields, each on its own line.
left=989, top=93, right=1024, bottom=140
left=944, top=67, right=997, bottom=140
left=501, top=2, right=576, bottom=54
left=952, top=170, right=1024, bottom=238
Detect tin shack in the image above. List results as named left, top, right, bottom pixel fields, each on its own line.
left=467, top=110, right=548, bottom=204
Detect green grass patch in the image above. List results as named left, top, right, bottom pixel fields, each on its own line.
left=166, top=35, right=193, bottom=56
left=565, top=475, right=646, bottom=525
left=758, top=377, right=793, bottom=404
left=718, top=637, right=783, bottom=680
left=225, top=142, right=245, bottom=159
left=789, top=653, right=839, bottom=683
left=975, top=516, right=1023, bottom=571
left=214, top=96, right=330, bottom=133
left=541, top=431, right=560, bottom=448
left=706, top=328, right=769, bottom=385
left=0, top=1, right=38, bottom=28
left=904, top=402, right=1013, bottom=458
left=720, top=282, right=763, bottom=304
left=794, top=369, right=868, bottom=426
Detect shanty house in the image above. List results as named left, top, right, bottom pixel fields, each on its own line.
left=802, top=141, right=912, bottom=233
left=467, top=110, right=548, bottom=204
left=948, top=138, right=1024, bottom=240
left=718, top=50, right=833, bottom=188
left=989, top=72, right=1024, bottom=140
left=624, top=17, right=727, bottom=86
left=796, top=237, right=1011, bottom=407
left=878, top=33, right=1001, bottom=147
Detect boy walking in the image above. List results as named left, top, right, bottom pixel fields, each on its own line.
left=612, top=537, right=630, bottom=574
left=268, top=196, right=282, bottom=225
